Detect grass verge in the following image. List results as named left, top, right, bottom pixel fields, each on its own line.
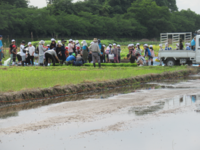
left=0, top=66, right=187, bottom=93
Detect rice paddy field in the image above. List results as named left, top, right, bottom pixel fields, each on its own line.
left=0, top=66, right=187, bottom=92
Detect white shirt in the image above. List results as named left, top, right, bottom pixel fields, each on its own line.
left=20, top=45, right=25, bottom=56
left=28, top=46, right=35, bottom=56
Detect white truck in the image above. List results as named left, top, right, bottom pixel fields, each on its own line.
left=159, top=35, right=199, bottom=66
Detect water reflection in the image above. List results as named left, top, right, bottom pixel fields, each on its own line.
left=129, top=94, right=200, bottom=116
left=0, top=84, right=158, bottom=120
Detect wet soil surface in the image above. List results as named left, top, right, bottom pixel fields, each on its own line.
left=1, top=78, right=200, bottom=150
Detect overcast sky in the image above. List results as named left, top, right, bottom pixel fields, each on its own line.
left=29, top=0, right=200, bottom=14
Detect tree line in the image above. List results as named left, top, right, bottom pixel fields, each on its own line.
left=0, top=0, right=199, bottom=39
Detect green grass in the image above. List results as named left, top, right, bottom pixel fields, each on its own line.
left=0, top=66, right=187, bottom=92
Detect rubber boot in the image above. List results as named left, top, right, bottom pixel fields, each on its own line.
left=22, top=61, right=25, bottom=66
left=93, top=63, right=96, bottom=68
left=151, top=61, right=153, bottom=66
left=98, top=63, right=101, bottom=68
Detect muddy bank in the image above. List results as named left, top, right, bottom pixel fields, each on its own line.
left=0, top=68, right=198, bottom=106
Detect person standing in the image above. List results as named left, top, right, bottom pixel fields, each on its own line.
left=105, top=44, right=112, bottom=63
left=143, top=44, right=152, bottom=66
left=117, top=45, right=121, bottom=63
left=20, top=40, right=26, bottom=66
left=149, top=45, right=155, bottom=66
left=68, top=39, right=74, bottom=55
left=136, top=43, right=142, bottom=55
left=9, top=39, right=15, bottom=66
left=100, top=45, right=106, bottom=63
left=89, top=38, right=101, bottom=68
left=82, top=40, right=89, bottom=63
left=50, top=38, right=57, bottom=50
left=191, top=36, right=196, bottom=51
left=39, top=40, right=47, bottom=66
left=0, top=35, right=3, bottom=65
left=60, top=39, right=67, bottom=64
left=11, top=45, right=17, bottom=66
left=112, top=43, right=119, bottom=63
left=28, top=42, right=35, bottom=66
left=179, top=39, right=184, bottom=50
left=44, top=50, right=60, bottom=66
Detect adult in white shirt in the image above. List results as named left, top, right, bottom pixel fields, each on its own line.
left=20, top=40, right=26, bottom=66
left=28, top=42, right=35, bottom=66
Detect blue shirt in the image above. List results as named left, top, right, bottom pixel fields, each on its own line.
left=0, top=40, right=3, bottom=52
left=165, top=47, right=172, bottom=50
left=186, top=46, right=191, bottom=50
left=99, top=43, right=102, bottom=50
left=191, top=39, right=195, bottom=46
left=145, top=48, right=151, bottom=57
left=82, top=46, right=87, bottom=51
left=66, top=55, right=76, bottom=61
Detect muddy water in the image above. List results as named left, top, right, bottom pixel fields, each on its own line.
left=1, top=79, right=200, bottom=150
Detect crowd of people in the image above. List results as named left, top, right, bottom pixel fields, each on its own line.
left=0, top=35, right=196, bottom=67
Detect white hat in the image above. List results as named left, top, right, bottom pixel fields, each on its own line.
left=90, top=42, right=94, bottom=45
left=136, top=43, right=140, bottom=46
left=47, top=44, right=50, bottom=47
left=131, top=44, right=134, bottom=46
left=159, top=44, right=163, bottom=47
left=28, top=42, right=32, bottom=45
left=113, top=43, right=116, bottom=46
left=109, top=44, right=112, bottom=46
left=144, top=44, right=148, bottom=47
left=103, top=45, right=106, bottom=47
left=73, top=40, right=75, bottom=43
left=176, top=43, right=179, bottom=46
left=76, top=40, right=79, bottom=44
left=69, top=39, right=73, bottom=42
left=128, top=44, right=131, bottom=47
left=117, top=45, right=120, bottom=47
left=186, top=43, right=190, bottom=46
left=40, top=40, right=45, bottom=45
left=11, top=39, right=15, bottom=42
left=51, top=38, right=55, bottom=41
left=149, top=45, right=153, bottom=48
left=165, top=42, right=168, bottom=46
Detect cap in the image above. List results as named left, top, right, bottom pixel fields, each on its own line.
left=143, top=44, right=148, bottom=47
left=165, top=42, right=168, bottom=46
left=65, top=46, right=68, bottom=49
left=113, top=43, right=116, bottom=46
left=109, top=44, right=112, bottom=46
left=103, top=45, right=106, bottom=47
left=149, top=45, right=153, bottom=48
left=76, top=40, right=79, bottom=43
left=21, top=40, right=25, bottom=44
left=131, top=44, right=134, bottom=46
left=69, top=39, right=73, bottom=42
left=47, top=44, right=50, bottom=47
left=28, top=42, right=32, bottom=45
left=72, top=53, right=76, bottom=57
left=51, top=38, right=55, bottom=41
left=61, top=39, right=66, bottom=42
left=117, top=45, right=120, bottom=47
left=136, top=43, right=140, bottom=46
left=11, top=39, right=15, bottom=42
left=159, top=44, right=163, bottom=47
left=128, top=44, right=131, bottom=47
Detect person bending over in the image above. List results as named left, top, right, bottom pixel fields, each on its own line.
left=136, top=53, right=145, bottom=66
left=45, top=50, right=60, bottom=66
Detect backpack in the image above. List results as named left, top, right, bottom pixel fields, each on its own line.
left=35, top=47, right=39, bottom=54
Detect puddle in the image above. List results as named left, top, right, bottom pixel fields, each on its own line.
left=1, top=79, right=200, bottom=150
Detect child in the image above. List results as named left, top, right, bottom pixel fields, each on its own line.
left=65, top=46, right=69, bottom=58
left=12, top=45, right=17, bottom=66
left=0, top=35, right=3, bottom=65
left=149, top=45, right=155, bottom=66
left=175, top=43, right=179, bottom=50
left=159, top=44, right=163, bottom=51
left=47, top=44, right=50, bottom=50
left=117, top=45, right=121, bottom=63
left=136, top=53, right=145, bottom=66
left=143, top=44, right=152, bottom=66
left=136, top=43, right=142, bottom=55
left=165, top=43, right=172, bottom=50
left=186, top=43, right=191, bottom=50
